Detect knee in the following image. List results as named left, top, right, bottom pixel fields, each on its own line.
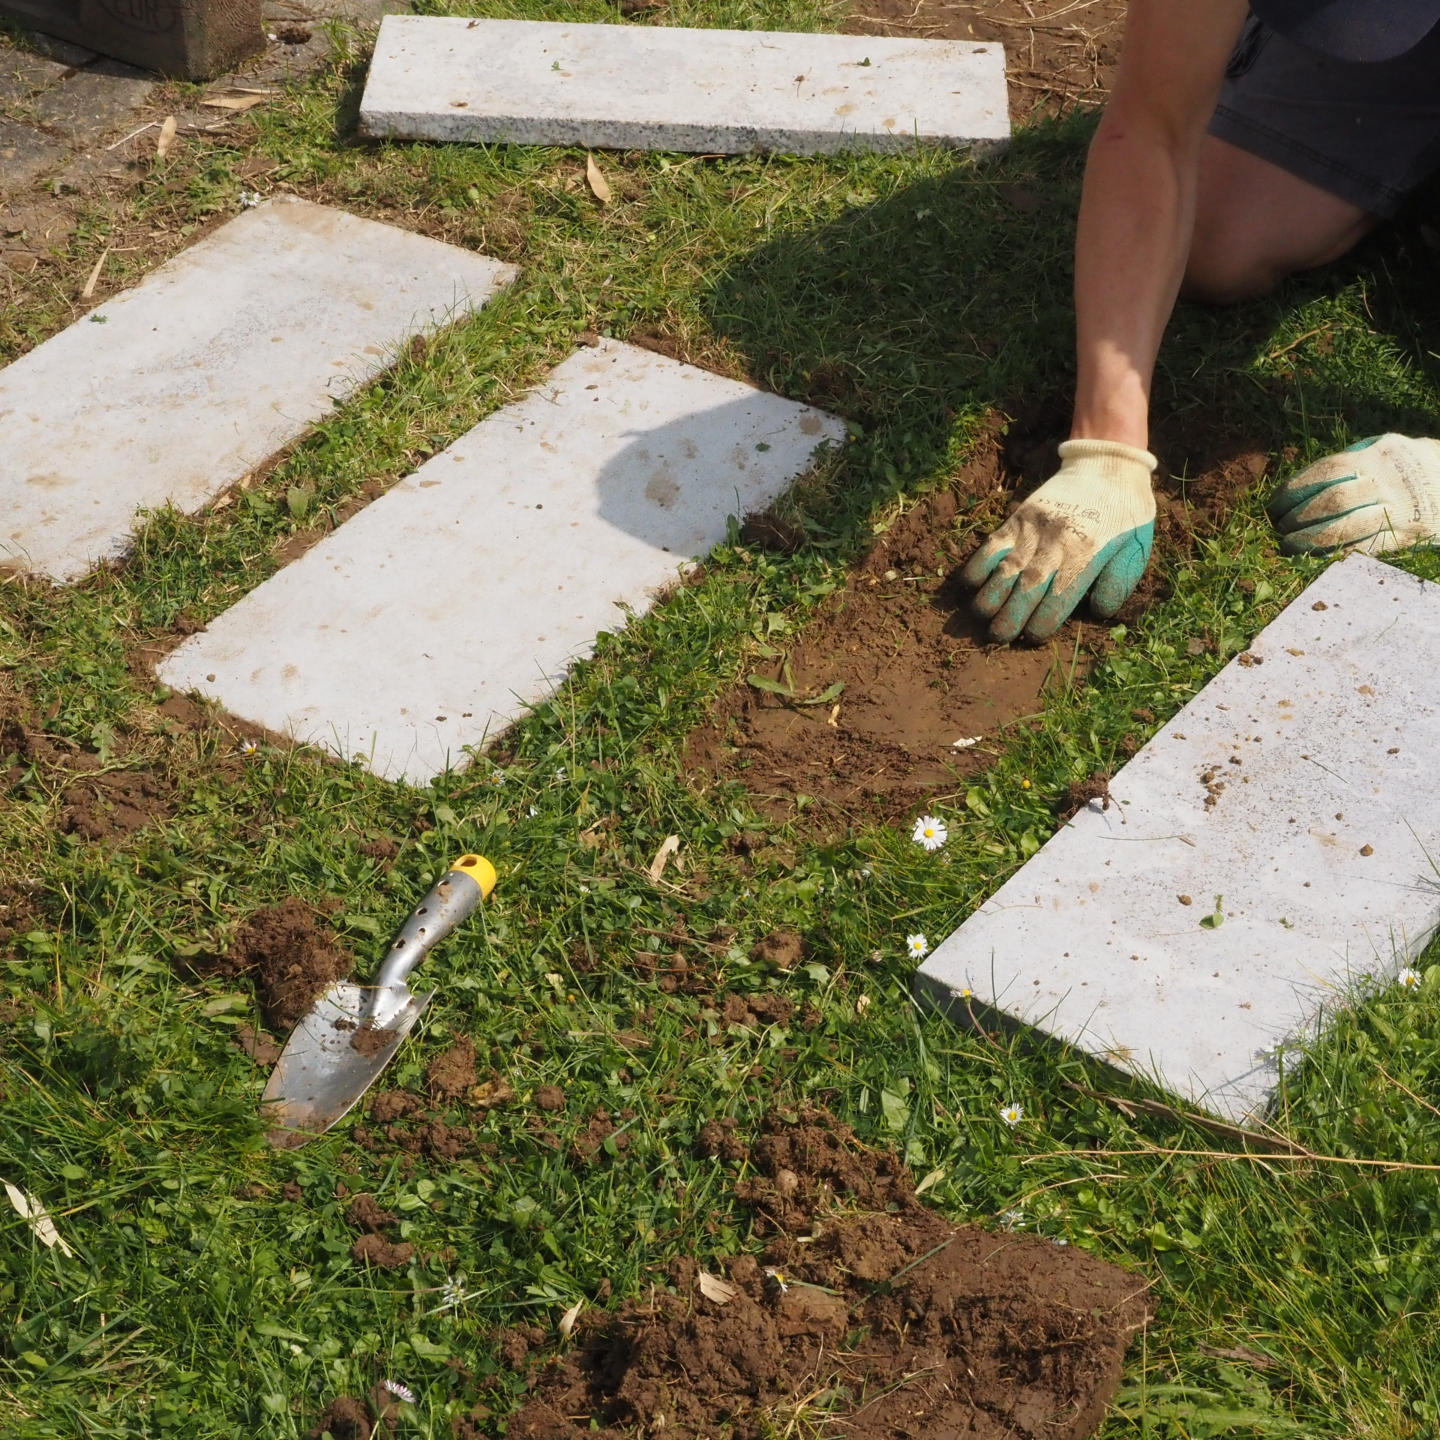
left=1182, top=228, right=1283, bottom=306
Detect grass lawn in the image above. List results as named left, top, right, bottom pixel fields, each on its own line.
left=4, top=3, right=1440, bottom=1436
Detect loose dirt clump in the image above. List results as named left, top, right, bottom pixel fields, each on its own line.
left=368, top=1090, right=424, bottom=1124
left=351, top=1232, right=415, bottom=1269
left=309, top=1394, right=373, bottom=1440
left=427, top=1037, right=479, bottom=1099
left=720, top=992, right=794, bottom=1027
left=202, top=899, right=352, bottom=1033
left=535, top=1085, right=566, bottom=1112
left=347, top=1194, right=398, bottom=1233
left=235, top=1024, right=282, bottom=1067
left=509, top=1108, right=1148, bottom=1440
left=749, top=929, right=804, bottom=969
left=61, top=768, right=173, bottom=841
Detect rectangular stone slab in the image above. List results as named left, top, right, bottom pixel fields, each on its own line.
left=915, top=554, right=1440, bottom=1122
left=359, top=16, right=1009, bottom=154
left=156, top=338, right=846, bottom=783
left=0, top=197, right=515, bottom=583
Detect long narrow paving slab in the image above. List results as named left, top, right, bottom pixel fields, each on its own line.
left=0, top=197, right=514, bottom=583
left=158, top=338, right=846, bottom=782
left=916, top=554, right=1440, bottom=1122
left=359, top=16, right=1008, bottom=154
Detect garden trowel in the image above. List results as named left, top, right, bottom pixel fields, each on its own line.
left=261, top=854, right=496, bottom=1148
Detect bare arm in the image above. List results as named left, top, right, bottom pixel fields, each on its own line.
left=1070, top=0, right=1250, bottom=449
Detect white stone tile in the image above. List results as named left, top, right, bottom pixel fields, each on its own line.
left=359, top=16, right=1008, bottom=154
left=915, top=554, right=1440, bottom=1122
left=0, top=198, right=515, bottom=583
left=157, top=338, right=845, bottom=783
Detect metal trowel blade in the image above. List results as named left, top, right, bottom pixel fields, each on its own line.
left=261, top=981, right=433, bottom=1149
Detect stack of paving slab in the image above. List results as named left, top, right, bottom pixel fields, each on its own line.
left=0, top=195, right=845, bottom=783
left=358, top=16, right=1009, bottom=154
left=916, top=553, right=1440, bottom=1124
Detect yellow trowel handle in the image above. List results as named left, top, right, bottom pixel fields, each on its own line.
left=370, top=854, right=496, bottom=1000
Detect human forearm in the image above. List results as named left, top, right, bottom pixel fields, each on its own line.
left=1070, top=115, right=1201, bottom=450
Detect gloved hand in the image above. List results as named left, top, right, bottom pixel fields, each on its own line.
left=962, top=437, right=1157, bottom=643
left=1268, top=433, right=1440, bottom=554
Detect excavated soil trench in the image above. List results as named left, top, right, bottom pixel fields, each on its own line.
left=688, top=413, right=1270, bottom=834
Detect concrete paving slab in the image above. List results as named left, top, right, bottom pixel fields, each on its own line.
left=359, top=16, right=1008, bottom=154
left=915, top=554, right=1440, bottom=1123
left=157, top=337, right=846, bottom=783
left=0, top=196, right=514, bottom=582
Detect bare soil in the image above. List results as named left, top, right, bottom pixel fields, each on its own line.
left=504, top=1109, right=1148, bottom=1440
left=847, top=0, right=1126, bottom=122
left=687, top=432, right=1099, bottom=831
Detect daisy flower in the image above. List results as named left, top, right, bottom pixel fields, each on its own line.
left=762, top=1266, right=789, bottom=1293
left=999, top=1102, right=1023, bottom=1128
left=440, top=1274, right=468, bottom=1308
left=1399, top=967, right=1423, bottom=991
left=380, top=1379, right=416, bottom=1404
left=912, top=815, right=948, bottom=850
left=238, top=737, right=260, bottom=757
left=906, top=933, right=929, bottom=959
left=239, top=190, right=261, bottom=208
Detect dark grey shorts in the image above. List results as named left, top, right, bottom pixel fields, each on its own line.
left=1209, top=15, right=1440, bottom=217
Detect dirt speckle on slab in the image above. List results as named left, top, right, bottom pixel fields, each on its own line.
left=509, top=1108, right=1148, bottom=1440
left=205, top=898, right=352, bottom=1033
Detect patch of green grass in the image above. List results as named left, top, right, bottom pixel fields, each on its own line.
left=4, top=6, right=1440, bottom=1438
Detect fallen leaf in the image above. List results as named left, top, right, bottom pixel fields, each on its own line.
left=155, top=114, right=177, bottom=158
left=5, top=1181, right=75, bottom=1257
left=585, top=153, right=612, bottom=204
left=697, top=1270, right=738, bottom=1304
left=913, top=1166, right=946, bottom=1195
left=80, top=247, right=109, bottom=300
left=647, top=834, right=680, bottom=884
left=559, top=1299, right=583, bottom=1337
left=201, top=89, right=276, bottom=111
left=466, top=1077, right=516, bottom=1109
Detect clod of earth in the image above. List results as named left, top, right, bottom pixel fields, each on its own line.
left=201, top=898, right=352, bottom=1032
left=426, top=1036, right=479, bottom=1098
left=509, top=1108, right=1148, bottom=1440
left=308, top=1394, right=373, bottom=1440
